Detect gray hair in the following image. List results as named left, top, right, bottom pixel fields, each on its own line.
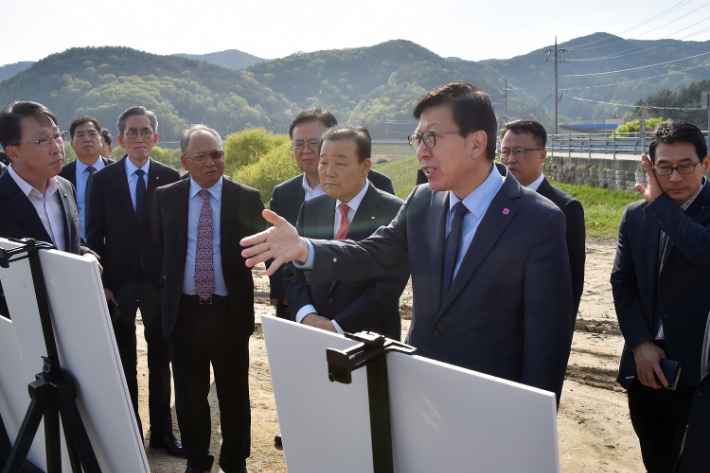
left=180, top=124, right=223, bottom=154
left=116, top=106, right=158, bottom=137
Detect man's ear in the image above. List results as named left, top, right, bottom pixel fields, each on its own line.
left=468, top=130, right=488, bottom=160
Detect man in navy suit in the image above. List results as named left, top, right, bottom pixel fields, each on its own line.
left=283, top=125, right=408, bottom=340
left=0, top=101, right=99, bottom=319
left=500, top=119, right=586, bottom=316
left=242, top=81, right=574, bottom=402
left=59, top=116, right=115, bottom=238
left=611, top=120, right=710, bottom=472
left=269, top=107, right=394, bottom=320
left=86, top=106, right=182, bottom=455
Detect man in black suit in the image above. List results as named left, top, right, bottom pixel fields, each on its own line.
left=243, top=81, right=574, bottom=402
left=500, top=119, right=586, bottom=315
left=284, top=125, right=408, bottom=340
left=59, top=116, right=115, bottom=239
left=269, top=107, right=394, bottom=320
left=611, top=120, right=710, bottom=473
left=0, top=101, right=99, bottom=316
left=152, top=124, right=265, bottom=473
left=86, top=106, right=182, bottom=455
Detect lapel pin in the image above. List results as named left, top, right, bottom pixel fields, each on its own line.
left=371, top=216, right=375, bottom=219
left=502, top=208, right=510, bottom=215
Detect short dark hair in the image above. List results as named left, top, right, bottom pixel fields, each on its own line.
left=649, top=120, right=708, bottom=163
left=413, top=81, right=498, bottom=161
left=289, top=106, right=337, bottom=138
left=500, top=119, right=547, bottom=147
left=101, top=128, right=112, bottom=147
left=116, top=106, right=158, bottom=137
left=318, top=124, right=372, bottom=163
left=70, top=116, right=102, bottom=140
left=0, top=101, right=58, bottom=150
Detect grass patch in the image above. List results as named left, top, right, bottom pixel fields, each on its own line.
left=371, top=143, right=415, bottom=157
left=374, top=156, right=638, bottom=240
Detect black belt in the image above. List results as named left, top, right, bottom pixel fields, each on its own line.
left=181, top=294, right=228, bottom=305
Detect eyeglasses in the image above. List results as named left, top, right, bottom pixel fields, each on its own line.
left=653, top=161, right=702, bottom=176
left=124, top=129, right=154, bottom=140
left=408, top=131, right=460, bottom=150
left=10, top=132, right=66, bottom=148
left=291, top=138, right=321, bottom=150
left=185, top=149, right=225, bottom=164
left=500, top=148, right=544, bottom=160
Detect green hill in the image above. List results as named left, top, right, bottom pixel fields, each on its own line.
left=172, top=49, right=263, bottom=70
left=0, top=61, right=34, bottom=82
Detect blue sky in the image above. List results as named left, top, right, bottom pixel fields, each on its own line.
left=1, top=0, right=708, bottom=66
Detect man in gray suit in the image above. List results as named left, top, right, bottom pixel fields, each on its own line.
left=242, top=81, right=574, bottom=401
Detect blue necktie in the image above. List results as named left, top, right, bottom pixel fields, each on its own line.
left=135, top=169, right=146, bottom=226
left=442, top=201, right=469, bottom=302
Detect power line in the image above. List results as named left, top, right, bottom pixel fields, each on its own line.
left=559, top=63, right=708, bottom=90
left=562, top=49, right=710, bottom=77
left=568, top=95, right=706, bottom=110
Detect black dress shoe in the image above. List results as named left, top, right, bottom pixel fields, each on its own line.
left=150, top=433, right=184, bottom=457
left=184, top=467, right=209, bottom=473
left=274, top=433, right=282, bottom=446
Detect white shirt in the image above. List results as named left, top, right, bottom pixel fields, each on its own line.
left=182, top=177, right=227, bottom=296
left=295, top=181, right=371, bottom=332
left=302, top=173, right=325, bottom=201
left=526, top=172, right=545, bottom=192
left=8, top=166, right=66, bottom=251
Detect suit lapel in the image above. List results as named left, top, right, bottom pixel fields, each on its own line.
left=220, top=178, right=237, bottom=254
left=349, top=186, right=380, bottom=241
left=56, top=180, right=73, bottom=251
left=429, top=191, right=448, bottom=309
left=439, top=169, right=521, bottom=317
left=115, top=157, right=140, bottom=229
left=0, top=173, right=53, bottom=244
left=144, top=159, right=162, bottom=228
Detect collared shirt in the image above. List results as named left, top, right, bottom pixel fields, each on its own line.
left=182, top=176, right=227, bottom=297
left=446, top=163, right=504, bottom=279
left=75, top=157, right=107, bottom=239
left=302, top=173, right=325, bottom=202
left=294, top=181, right=371, bottom=332
left=526, top=172, right=545, bottom=192
left=8, top=165, right=66, bottom=251
left=124, top=157, right=151, bottom=212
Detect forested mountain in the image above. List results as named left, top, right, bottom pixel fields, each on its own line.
left=0, top=61, right=33, bottom=82
left=637, top=79, right=710, bottom=127
left=173, top=49, right=263, bottom=70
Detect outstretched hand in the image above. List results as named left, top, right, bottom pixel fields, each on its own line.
left=634, top=154, right=663, bottom=203
left=240, top=209, right=310, bottom=276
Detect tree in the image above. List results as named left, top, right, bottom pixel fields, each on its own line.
left=232, top=144, right=300, bottom=205
left=224, top=128, right=288, bottom=176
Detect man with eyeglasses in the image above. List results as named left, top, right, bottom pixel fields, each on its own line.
left=611, top=120, right=710, bottom=472
left=59, top=116, right=116, bottom=239
left=500, top=120, right=585, bottom=318
left=86, top=106, right=182, bottom=456
left=242, top=81, right=574, bottom=404
left=0, top=101, right=100, bottom=319
left=151, top=124, right=264, bottom=473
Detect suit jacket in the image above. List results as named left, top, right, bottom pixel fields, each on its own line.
left=296, top=164, right=574, bottom=399
left=537, top=178, right=586, bottom=313
left=0, top=172, right=88, bottom=317
left=679, top=313, right=710, bottom=472
left=611, top=184, right=710, bottom=389
left=0, top=162, right=6, bottom=175
left=151, top=177, right=266, bottom=337
left=284, top=185, right=409, bottom=340
left=268, top=169, right=395, bottom=309
left=86, top=156, right=180, bottom=308
left=58, top=156, right=115, bottom=189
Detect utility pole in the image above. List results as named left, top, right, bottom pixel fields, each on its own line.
left=545, top=37, right=568, bottom=134
left=504, top=78, right=508, bottom=124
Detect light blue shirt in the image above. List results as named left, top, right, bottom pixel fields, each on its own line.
left=447, top=163, right=503, bottom=278
left=124, top=158, right=151, bottom=212
left=76, top=157, right=107, bottom=239
left=182, top=177, right=227, bottom=296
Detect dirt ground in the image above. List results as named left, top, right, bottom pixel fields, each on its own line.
left=137, top=239, right=645, bottom=472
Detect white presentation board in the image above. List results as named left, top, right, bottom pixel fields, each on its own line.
left=262, top=314, right=559, bottom=473
left=0, top=238, right=149, bottom=472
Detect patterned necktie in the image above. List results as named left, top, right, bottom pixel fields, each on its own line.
left=195, top=189, right=215, bottom=300
left=442, top=201, right=469, bottom=301
left=336, top=204, right=350, bottom=240
left=135, top=169, right=146, bottom=225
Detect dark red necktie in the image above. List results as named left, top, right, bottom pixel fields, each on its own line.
left=336, top=204, right=350, bottom=240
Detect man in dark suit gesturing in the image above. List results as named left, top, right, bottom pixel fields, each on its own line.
left=500, top=119, right=586, bottom=315
left=0, top=101, right=99, bottom=318
left=284, top=125, right=409, bottom=340
left=86, top=106, right=181, bottom=455
left=59, top=116, right=115, bottom=239
left=611, top=120, right=710, bottom=472
left=152, top=124, right=265, bottom=473
left=242, top=81, right=574, bottom=402
left=269, top=107, right=394, bottom=320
